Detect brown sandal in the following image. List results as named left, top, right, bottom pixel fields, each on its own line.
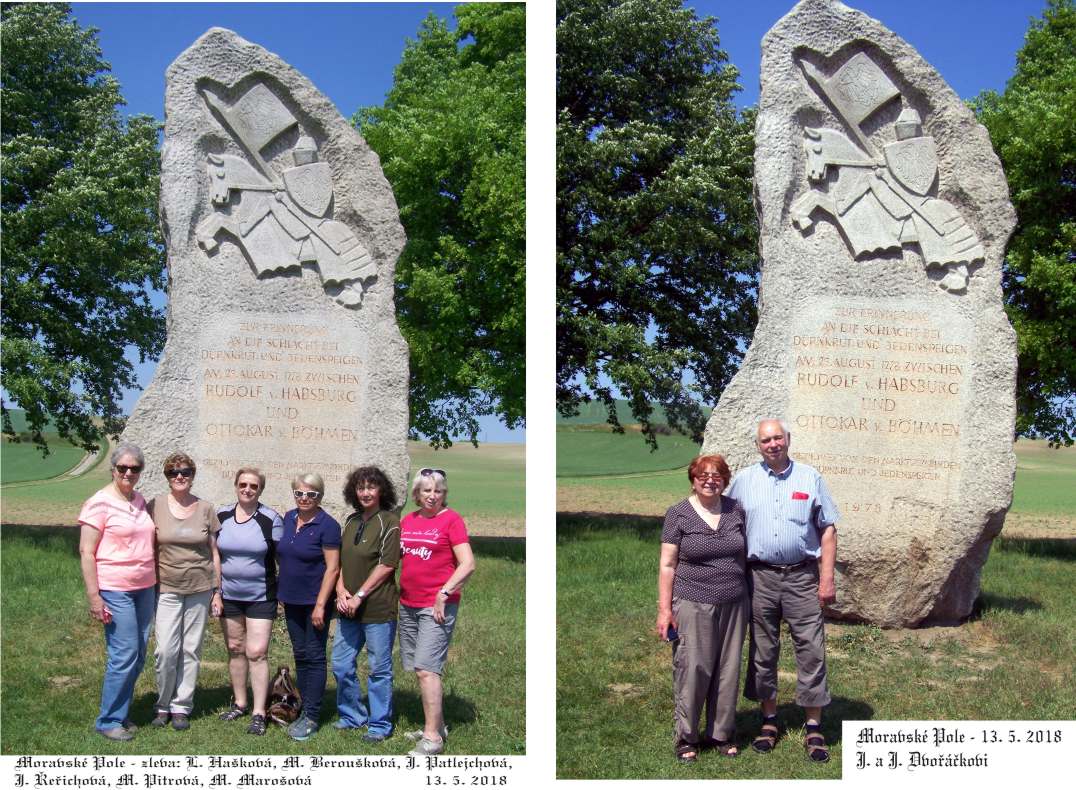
left=805, top=731, right=830, bottom=763
left=675, top=743, right=699, bottom=764
left=752, top=722, right=779, bottom=753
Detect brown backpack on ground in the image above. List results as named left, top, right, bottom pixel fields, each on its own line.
left=267, top=665, right=301, bottom=726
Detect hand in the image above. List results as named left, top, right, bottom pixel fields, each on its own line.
left=312, top=603, right=326, bottom=629
left=89, top=593, right=112, bottom=624
left=818, top=576, right=836, bottom=606
left=211, top=592, right=223, bottom=618
left=336, top=595, right=351, bottom=615
left=655, top=610, right=677, bottom=641
left=433, top=597, right=446, bottom=624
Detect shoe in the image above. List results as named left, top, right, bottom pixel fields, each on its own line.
left=404, top=724, right=448, bottom=742
left=246, top=714, right=267, bottom=736
left=675, top=743, right=699, bottom=764
left=121, top=719, right=138, bottom=733
left=98, top=727, right=134, bottom=742
left=805, top=730, right=830, bottom=763
left=150, top=711, right=170, bottom=728
left=752, top=721, right=780, bottom=754
left=362, top=731, right=388, bottom=744
left=408, top=736, right=444, bottom=756
left=287, top=717, right=318, bottom=741
left=219, top=703, right=248, bottom=722
left=171, top=713, right=190, bottom=731
left=332, top=719, right=363, bottom=730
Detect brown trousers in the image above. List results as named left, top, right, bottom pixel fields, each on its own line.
left=671, top=596, right=748, bottom=747
left=743, top=563, right=831, bottom=707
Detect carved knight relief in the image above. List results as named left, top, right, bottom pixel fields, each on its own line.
left=194, top=81, right=375, bottom=308
left=789, top=51, right=984, bottom=293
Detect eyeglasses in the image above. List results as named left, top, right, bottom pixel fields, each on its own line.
left=419, top=467, right=447, bottom=479
left=115, top=464, right=143, bottom=475
left=293, top=490, right=322, bottom=500
left=165, top=467, right=195, bottom=479
left=237, top=483, right=260, bottom=491
left=695, top=472, right=723, bottom=482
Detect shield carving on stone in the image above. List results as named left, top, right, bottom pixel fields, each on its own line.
left=283, top=162, right=333, bottom=217
left=884, top=138, right=938, bottom=196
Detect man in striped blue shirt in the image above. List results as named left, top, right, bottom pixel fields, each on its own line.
left=727, top=418, right=838, bottom=763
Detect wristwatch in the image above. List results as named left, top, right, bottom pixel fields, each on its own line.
left=439, top=588, right=451, bottom=599
left=355, top=589, right=367, bottom=600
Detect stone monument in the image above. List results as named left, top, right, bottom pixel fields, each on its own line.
left=701, top=0, right=1017, bottom=627
left=123, top=28, right=409, bottom=517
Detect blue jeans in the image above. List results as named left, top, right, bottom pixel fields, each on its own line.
left=96, top=587, right=155, bottom=731
left=283, top=603, right=332, bottom=722
left=331, top=618, right=397, bottom=735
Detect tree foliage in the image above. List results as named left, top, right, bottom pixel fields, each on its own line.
left=973, top=0, right=1076, bottom=445
left=556, top=0, right=758, bottom=447
left=1, top=3, right=164, bottom=452
left=357, top=3, right=525, bottom=446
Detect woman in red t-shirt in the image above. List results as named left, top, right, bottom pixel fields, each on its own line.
left=398, top=468, right=476, bottom=756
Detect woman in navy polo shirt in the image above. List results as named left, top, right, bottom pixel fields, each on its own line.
left=277, top=472, right=341, bottom=741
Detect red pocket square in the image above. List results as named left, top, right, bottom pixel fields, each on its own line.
left=791, top=491, right=809, bottom=500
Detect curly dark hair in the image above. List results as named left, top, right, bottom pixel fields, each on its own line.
left=342, top=465, right=397, bottom=512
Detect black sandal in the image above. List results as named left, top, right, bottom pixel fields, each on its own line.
left=246, top=714, right=267, bottom=736
left=752, top=722, right=780, bottom=753
left=675, top=743, right=699, bottom=764
left=219, top=703, right=248, bottom=722
left=805, top=731, right=830, bottom=763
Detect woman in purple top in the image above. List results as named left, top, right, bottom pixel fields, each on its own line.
left=215, top=467, right=284, bottom=736
left=276, top=471, right=340, bottom=741
left=656, top=454, right=748, bottom=764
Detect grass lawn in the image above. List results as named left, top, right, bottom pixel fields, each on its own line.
left=556, top=514, right=1075, bottom=779
left=0, top=525, right=524, bottom=755
left=1, top=436, right=88, bottom=484
left=1, top=441, right=524, bottom=537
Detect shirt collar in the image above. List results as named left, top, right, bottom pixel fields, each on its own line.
left=761, top=458, right=794, bottom=479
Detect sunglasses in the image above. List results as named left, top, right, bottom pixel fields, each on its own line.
left=419, top=467, right=447, bottom=479
left=114, top=464, right=143, bottom=475
left=165, top=467, right=195, bottom=479
left=293, top=490, right=322, bottom=500
left=237, top=483, right=260, bottom=491
left=695, top=472, right=723, bottom=481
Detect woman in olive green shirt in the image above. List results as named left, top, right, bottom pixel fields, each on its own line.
left=331, top=466, right=401, bottom=741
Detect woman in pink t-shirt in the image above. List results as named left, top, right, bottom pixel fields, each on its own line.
left=78, top=443, right=157, bottom=743
left=398, top=468, right=476, bottom=757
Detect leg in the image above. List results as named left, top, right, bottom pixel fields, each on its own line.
left=783, top=566, right=831, bottom=710
left=671, top=599, right=717, bottom=758
left=244, top=617, right=273, bottom=717
left=746, top=567, right=783, bottom=752
left=221, top=615, right=249, bottom=709
left=170, top=590, right=211, bottom=714
left=331, top=617, right=366, bottom=728
left=304, top=608, right=331, bottom=723
left=153, top=592, right=185, bottom=715
left=96, top=589, right=149, bottom=732
left=706, top=597, right=749, bottom=749
left=416, top=669, right=445, bottom=741
left=364, top=620, right=397, bottom=737
left=283, top=604, right=312, bottom=716
left=413, top=604, right=457, bottom=742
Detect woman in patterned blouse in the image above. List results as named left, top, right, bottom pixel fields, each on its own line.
left=656, top=454, right=749, bottom=764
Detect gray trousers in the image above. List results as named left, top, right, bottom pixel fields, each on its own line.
left=671, top=596, right=748, bottom=747
left=154, top=590, right=212, bottom=714
left=743, top=563, right=831, bottom=707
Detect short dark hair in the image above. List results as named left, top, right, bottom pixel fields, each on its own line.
left=342, top=466, right=397, bottom=512
left=163, top=452, right=196, bottom=476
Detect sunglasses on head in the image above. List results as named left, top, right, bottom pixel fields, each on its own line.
left=419, top=467, right=447, bottom=479
left=293, top=490, right=322, bottom=500
left=115, top=464, right=143, bottom=475
left=165, top=467, right=195, bottom=479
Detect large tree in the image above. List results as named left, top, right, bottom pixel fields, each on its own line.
left=973, top=0, right=1076, bottom=446
left=2, top=3, right=164, bottom=452
left=556, top=0, right=758, bottom=446
left=357, top=3, right=525, bottom=446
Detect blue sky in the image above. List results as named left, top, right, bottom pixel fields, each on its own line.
left=49, top=1, right=1050, bottom=442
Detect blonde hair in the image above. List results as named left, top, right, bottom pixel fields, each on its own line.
left=290, top=471, right=325, bottom=495
left=411, top=469, right=448, bottom=507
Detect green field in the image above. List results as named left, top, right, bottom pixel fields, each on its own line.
left=0, top=525, right=524, bottom=755
left=1, top=438, right=88, bottom=484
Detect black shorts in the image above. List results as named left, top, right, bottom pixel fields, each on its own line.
left=221, top=598, right=278, bottom=620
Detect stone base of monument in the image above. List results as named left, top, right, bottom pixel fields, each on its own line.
left=702, top=0, right=1017, bottom=628
left=123, top=28, right=409, bottom=517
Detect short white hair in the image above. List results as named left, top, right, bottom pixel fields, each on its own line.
left=755, top=418, right=790, bottom=439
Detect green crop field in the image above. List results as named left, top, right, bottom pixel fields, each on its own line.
left=1, top=438, right=87, bottom=484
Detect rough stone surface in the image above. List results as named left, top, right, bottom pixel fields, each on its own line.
left=701, top=0, right=1017, bottom=627
left=123, top=28, right=409, bottom=518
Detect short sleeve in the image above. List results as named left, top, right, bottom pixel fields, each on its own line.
left=660, top=505, right=683, bottom=545
left=78, top=495, right=108, bottom=530
left=814, top=475, right=841, bottom=529
left=447, top=511, right=469, bottom=546
left=378, top=515, right=402, bottom=567
left=271, top=511, right=284, bottom=542
left=207, top=503, right=222, bottom=535
left=321, top=516, right=342, bottom=548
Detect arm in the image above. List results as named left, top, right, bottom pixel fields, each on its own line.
left=79, top=524, right=110, bottom=624
left=312, top=547, right=340, bottom=629
left=210, top=532, right=224, bottom=617
left=817, top=525, right=837, bottom=605
left=340, top=563, right=396, bottom=617
left=432, top=542, right=476, bottom=624
left=656, top=542, right=679, bottom=640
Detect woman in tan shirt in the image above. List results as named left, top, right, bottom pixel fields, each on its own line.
left=147, top=452, right=222, bottom=730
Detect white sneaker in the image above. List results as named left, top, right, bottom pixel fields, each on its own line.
left=404, top=725, right=448, bottom=742
left=408, top=736, right=445, bottom=756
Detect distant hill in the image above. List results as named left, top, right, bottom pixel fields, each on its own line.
left=557, top=399, right=712, bottom=428
left=1, top=409, right=87, bottom=484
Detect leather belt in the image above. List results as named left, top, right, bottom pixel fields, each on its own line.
left=749, top=559, right=813, bottom=573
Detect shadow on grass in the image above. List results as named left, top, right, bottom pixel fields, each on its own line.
left=974, top=593, right=1043, bottom=616
left=471, top=536, right=525, bottom=563
left=556, top=512, right=661, bottom=543
left=730, top=697, right=872, bottom=753
left=0, top=523, right=79, bottom=553
left=995, top=536, right=1076, bottom=562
